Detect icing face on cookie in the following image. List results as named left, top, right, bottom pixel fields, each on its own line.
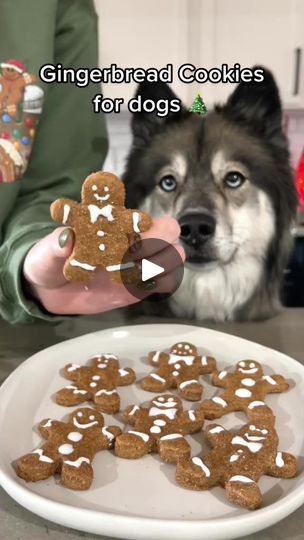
left=170, top=342, right=198, bottom=356
left=83, top=175, right=125, bottom=207
left=236, top=360, right=262, bottom=377
left=151, top=395, right=180, bottom=409
left=71, top=408, right=104, bottom=430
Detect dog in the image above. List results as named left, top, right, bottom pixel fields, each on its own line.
left=123, top=67, right=298, bottom=321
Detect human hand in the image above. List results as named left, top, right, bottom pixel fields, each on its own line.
left=23, top=217, right=185, bottom=315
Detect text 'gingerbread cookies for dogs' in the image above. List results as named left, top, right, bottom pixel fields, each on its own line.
left=55, top=353, right=136, bottom=414
left=141, top=342, right=216, bottom=401
left=15, top=408, right=121, bottom=490
left=51, top=171, right=152, bottom=283
left=176, top=404, right=297, bottom=510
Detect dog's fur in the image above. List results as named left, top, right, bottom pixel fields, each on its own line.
left=123, top=68, right=298, bottom=321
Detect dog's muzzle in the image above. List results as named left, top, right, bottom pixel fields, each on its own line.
left=179, top=212, right=217, bottom=264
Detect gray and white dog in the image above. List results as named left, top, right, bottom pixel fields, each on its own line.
left=123, top=68, right=298, bottom=321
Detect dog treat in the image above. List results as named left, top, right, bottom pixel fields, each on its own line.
left=15, top=407, right=121, bottom=490
left=141, top=342, right=216, bottom=401
left=56, top=354, right=136, bottom=414
left=176, top=404, right=297, bottom=510
left=51, top=171, right=152, bottom=283
left=115, top=393, right=205, bottom=463
left=200, top=360, right=289, bottom=419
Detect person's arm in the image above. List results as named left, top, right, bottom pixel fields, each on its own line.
left=0, top=0, right=108, bottom=324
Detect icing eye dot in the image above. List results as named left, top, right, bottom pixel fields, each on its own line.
left=104, top=186, right=109, bottom=192
left=178, top=344, right=182, bottom=348
left=92, top=375, right=100, bottom=381
left=174, top=364, right=180, bottom=369
left=158, top=397, right=165, bottom=402
left=77, top=412, right=83, bottom=417
left=262, top=429, right=268, bottom=435
left=237, top=449, right=243, bottom=453
left=249, top=425, right=256, bottom=430
left=250, top=362, right=256, bottom=368
left=185, top=345, right=190, bottom=350
left=92, top=185, right=97, bottom=191
left=239, top=361, right=245, bottom=368
left=89, top=415, right=95, bottom=420
left=168, top=397, right=174, bottom=402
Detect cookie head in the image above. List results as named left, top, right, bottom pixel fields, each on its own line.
left=3, top=67, right=20, bottom=81
left=70, top=408, right=104, bottom=430
left=170, top=342, right=198, bottom=356
left=82, top=172, right=125, bottom=206
left=236, top=360, right=262, bottom=377
left=91, top=354, right=119, bottom=370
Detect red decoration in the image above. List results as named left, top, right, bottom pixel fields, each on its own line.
left=24, top=117, right=34, bottom=128
left=295, top=151, right=304, bottom=208
left=1, top=132, right=10, bottom=140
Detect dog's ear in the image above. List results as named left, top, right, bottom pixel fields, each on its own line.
left=131, top=82, right=187, bottom=146
left=225, top=66, right=283, bottom=137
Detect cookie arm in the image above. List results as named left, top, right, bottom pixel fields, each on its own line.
left=266, top=451, right=297, bottom=478
left=259, top=374, right=289, bottom=394
left=50, top=199, right=78, bottom=226
left=38, top=419, right=66, bottom=438
left=119, top=209, right=152, bottom=234
left=211, top=370, right=233, bottom=388
left=147, top=351, right=169, bottom=366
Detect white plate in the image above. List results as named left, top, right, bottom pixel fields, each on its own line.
left=0, top=324, right=303, bottom=540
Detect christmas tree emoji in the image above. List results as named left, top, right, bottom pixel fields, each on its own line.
left=189, top=93, right=207, bottom=115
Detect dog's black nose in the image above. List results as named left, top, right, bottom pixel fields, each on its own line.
left=179, top=213, right=216, bottom=248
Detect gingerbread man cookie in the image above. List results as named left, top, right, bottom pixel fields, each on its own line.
left=51, top=171, right=152, bottom=283
left=56, top=354, right=136, bottom=414
left=200, top=360, right=289, bottom=419
left=15, top=408, right=121, bottom=490
left=0, top=59, right=36, bottom=117
left=176, top=404, right=297, bottom=510
left=115, top=394, right=205, bottom=463
left=141, top=342, right=216, bottom=401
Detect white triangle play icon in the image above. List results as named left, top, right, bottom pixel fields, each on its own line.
left=141, top=259, right=164, bottom=282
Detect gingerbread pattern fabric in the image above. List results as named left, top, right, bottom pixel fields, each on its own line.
left=115, top=394, right=205, bottom=463
left=55, top=354, right=136, bottom=414
left=200, top=360, right=289, bottom=419
left=176, top=404, right=297, bottom=510
left=141, top=342, right=216, bottom=401
left=16, top=408, right=122, bottom=490
left=51, top=171, right=152, bottom=283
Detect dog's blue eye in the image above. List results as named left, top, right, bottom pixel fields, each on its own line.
left=159, top=175, right=177, bottom=192
left=224, top=172, right=246, bottom=189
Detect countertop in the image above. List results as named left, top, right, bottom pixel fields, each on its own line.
left=0, top=308, right=304, bottom=540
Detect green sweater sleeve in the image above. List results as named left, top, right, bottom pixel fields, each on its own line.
left=0, top=0, right=108, bottom=324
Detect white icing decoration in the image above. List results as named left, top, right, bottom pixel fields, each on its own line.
left=154, top=419, right=166, bottom=426
left=104, top=354, right=117, bottom=359
left=188, top=410, right=196, bottom=421
left=241, top=378, right=256, bottom=387
left=244, top=434, right=265, bottom=442
left=102, top=427, right=114, bottom=440
left=275, top=452, right=284, bottom=468
left=149, top=407, right=177, bottom=420
left=249, top=362, right=256, bottom=368
left=92, top=185, right=97, bottom=190
left=0, top=138, right=24, bottom=166
left=70, top=259, right=96, bottom=271
left=263, top=375, right=277, bottom=386
left=150, top=426, right=161, bottom=434
left=129, top=405, right=139, bottom=416
left=160, top=433, right=183, bottom=441
left=172, top=371, right=179, bottom=376
left=77, top=412, right=83, bottom=417
left=106, top=262, right=135, bottom=272
left=63, top=204, right=70, bottom=224
left=132, top=211, right=140, bottom=233
left=201, top=356, right=208, bottom=366
left=119, top=368, right=129, bottom=376
left=179, top=379, right=198, bottom=389
left=174, top=363, right=181, bottom=369
left=65, top=385, right=87, bottom=395
left=128, top=431, right=149, bottom=443
left=58, top=444, right=74, bottom=455
left=239, top=367, right=258, bottom=374
left=73, top=418, right=98, bottom=429
left=192, top=457, right=211, bottom=477
left=97, top=230, right=105, bottom=237
left=158, top=397, right=165, bottom=402
left=168, top=354, right=195, bottom=366
left=235, top=388, right=252, bottom=398
left=209, top=426, right=224, bottom=434
left=168, top=398, right=174, bottom=402
left=231, top=435, right=263, bottom=453
left=229, top=475, right=254, bottom=483
left=89, top=415, right=95, bottom=420
left=90, top=382, right=97, bottom=387
left=229, top=450, right=244, bottom=463
left=150, top=373, right=166, bottom=383
left=152, top=351, right=160, bottom=363
left=99, top=243, right=105, bottom=251
left=248, top=400, right=265, bottom=409
left=92, top=375, right=100, bottom=381
left=67, top=432, right=83, bottom=442
left=88, top=203, right=114, bottom=223
left=42, top=419, right=52, bottom=428
left=64, top=457, right=90, bottom=468
left=32, top=449, right=54, bottom=463
left=94, top=193, right=110, bottom=201
left=95, top=388, right=117, bottom=396
left=212, top=397, right=227, bottom=407
left=67, top=364, right=80, bottom=372
left=218, top=371, right=227, bottom=379
left=97, top=363, right=107, bottom=369
left=152, top=400, right=177, bottom=408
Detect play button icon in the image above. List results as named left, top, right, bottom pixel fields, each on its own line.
left=142, top=259, right=164, bottom=282
left=120, top=237, right=184, bottom=301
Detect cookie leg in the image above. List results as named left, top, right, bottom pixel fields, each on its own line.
left=64, top=259, right=97, bottom=282
left=158, top=434, right=191, bottom=463
left=176, top=457, right=215, bottom=490
left=225, top=477, right=262, bottom=510
left=94, top=389, right=120, bottom=414
left=178, top=379, right=203, bottom=401
left=56, top=386, right=89, bottom=407
left=115, top=431, right=151, bottom=459
left=266, top=451, right=297, bottom=478
left=200, top=397, right=232, bottom=419
left=16, top=450, right=57, bottom=482
left=141, top=374, right=169, bottom=393
left=61, top=458, right=93, bottom=490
